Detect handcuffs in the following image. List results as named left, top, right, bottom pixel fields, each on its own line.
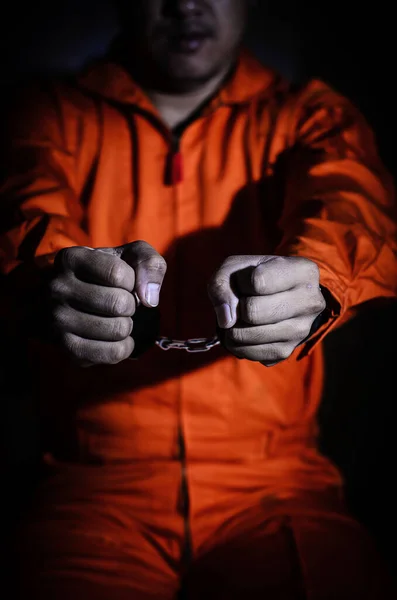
left=129, top=285, right=329, bottom=359
left=129, top=292, right=221, bottom=359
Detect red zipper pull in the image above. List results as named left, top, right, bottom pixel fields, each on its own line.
left=165, top=135, right=184, bottom=186
left=171, top=150, right=183, bottom=184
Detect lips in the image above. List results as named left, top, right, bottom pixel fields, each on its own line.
left=164, top=21, right=213, bottom=54
left=169, top=31, right=211, bottom=53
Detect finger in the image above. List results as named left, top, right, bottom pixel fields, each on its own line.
left=235, top=256, right=320, bottom=296
left=207, top=256, right=258, bottom=329
left=239, top=287, right=326, bottom=325
left=225, top=317, right=313, bottom=347
left=53, top=305, right=133, bottom=341
left=224, top=340, right=295, bottom=363
left=57, top=246, right=136, bottom=291
left=112, top=241, right=167, bottom=308
left=62, top=333, right=134, bottom=366
left=50, top=277, right=137, bottom=317
left=208, top=255, right=283, bottom=328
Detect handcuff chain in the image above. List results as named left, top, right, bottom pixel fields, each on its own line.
left=133, top=293, right=220, bottom=354
left=156, top=336, right=220, bottom=353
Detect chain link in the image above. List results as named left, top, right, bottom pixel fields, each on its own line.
left=155, top=336, right=220, bottom=353
left=133, top=294, right=220, bottom=354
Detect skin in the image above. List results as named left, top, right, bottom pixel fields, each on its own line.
left=118, top=0, right=248, bottom=91
left=207, top=256, right=326, bottom=366
left=48, top=0, right=325, bottom=367
left=117, top=0, right=249, bottom=127
left=49, top=242, right=167, bottom=367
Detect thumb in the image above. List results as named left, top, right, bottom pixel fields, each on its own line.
left=207, top=274, right=239, bottom=330
left=208, top=256, right=267, bottom=329
left=99, top=241, right=167, bottom=309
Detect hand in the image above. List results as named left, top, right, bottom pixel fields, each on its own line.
left=208, top=255, right=326, bottom=366
left=47, top=241, right=167, bottom=367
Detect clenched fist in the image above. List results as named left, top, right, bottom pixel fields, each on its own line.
left=208, top=255, right=326, bottom=366
left=47, top=241, right=167, bottom=366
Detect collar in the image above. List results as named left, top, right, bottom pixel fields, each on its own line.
left=77, top=43, right=279, bottom=114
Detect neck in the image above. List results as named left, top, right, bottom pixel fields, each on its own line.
left=147, top=64, right=233, bottom=130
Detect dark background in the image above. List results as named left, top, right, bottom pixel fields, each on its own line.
left=1, top=0, right=396, bottom=573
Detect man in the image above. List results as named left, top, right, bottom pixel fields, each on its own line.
left=1, top=0, right=396, bottom=598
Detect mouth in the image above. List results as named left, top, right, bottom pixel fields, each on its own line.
left=171, top=34, right=210, bottom=53
left=167, top=26, right=213, bottom=54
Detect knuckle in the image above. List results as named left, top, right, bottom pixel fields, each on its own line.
left=48, top=277, right=69, bottom=301
left=311, top=292, right=326, bottom=314
left=108, top=290, right=130, bottom=316
left=304, top=258, right=320, bottom=279
left=273, top=255, right=288, bottom=267
left=51, top=305, right=69, bottom=330
left=269, top=255, right=287, bottom=270
left=133, top=240, right=151, bottom=251
left=318, top=294, right=327, bottom=312
left=279, top=344, right=294, bottom=361
left=228, top=327, right=244, bottom=345
left=61, top=332, right=81, bottom=357
left=290, top=319, right=311, bottom=341
left=251, top=268, right=264, bottom=294
left=55, top=247, right=70, bottom=269
left=267, top=343, right=292, bottom=362
left=284, top=346, right=295, bottom=360
left=242, top=297, right=259, bottom=324
left=266, top=343, right=280, bottom=362
left=108, top=260, right=128, bottom=288
left=57, top=246, right=81, bottom=270
left=109, top=341, right=129, bottom=364
left=146, top=255, right=167, bottom=274
left=273, top=256, right=290, bottom=279
left=310, top=260, right=320, bottom=278
left=224, top=255, right=241, bottom=267
left=114, top=318, right=133, bottom=340
left=208, top=276, right=229, bottom=295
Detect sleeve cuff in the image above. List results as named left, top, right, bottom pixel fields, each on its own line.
left=295, top=284, right=346, bottom=359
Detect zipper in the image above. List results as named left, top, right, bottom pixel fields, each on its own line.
left=165, top=134, right=184, bottom=186
left=168, top=130, right=192, bottom=573
left=178, top=427, right=193, bottom=568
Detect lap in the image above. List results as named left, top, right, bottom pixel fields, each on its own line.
left=10, top=522, right=181, bottom=600
left=11, top=512, right=395, bottom=600
left=6, top=464, right=396, bottom=600
left=7, top=462, right=184, bottom=600
left=185, top=509, right=396, bottom=599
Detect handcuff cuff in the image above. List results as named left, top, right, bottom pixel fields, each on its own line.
left=129, top=292, right=221, bottom=359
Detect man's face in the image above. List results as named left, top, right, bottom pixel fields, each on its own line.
left=123, top=0, right=248, bottom=91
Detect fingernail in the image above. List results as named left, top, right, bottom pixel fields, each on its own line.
left=215, top=303, right=232, bottom=328
left=146, top=283, right=160, bottom=307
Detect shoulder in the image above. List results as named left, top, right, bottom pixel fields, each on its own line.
left=274, top=79, right=369, bottom=148
left=2, top=74, right=100, bottom=155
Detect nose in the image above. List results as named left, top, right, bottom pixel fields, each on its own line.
left=165, top=0, right=203, bottom=18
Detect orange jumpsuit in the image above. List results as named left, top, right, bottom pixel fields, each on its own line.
left=1, top=50, right=397, bottom=598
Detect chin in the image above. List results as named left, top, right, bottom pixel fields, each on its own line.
left=163, top=57, right=220, bottom=88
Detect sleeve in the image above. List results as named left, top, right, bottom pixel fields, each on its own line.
left=274, top=80, right=397, bottom=358
left=0, top=83, right=92, bottom=337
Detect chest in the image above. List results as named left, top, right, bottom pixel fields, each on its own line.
left=82, top=102, right=284, bottom=253
left=77, top=103, right=285, bottom=336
